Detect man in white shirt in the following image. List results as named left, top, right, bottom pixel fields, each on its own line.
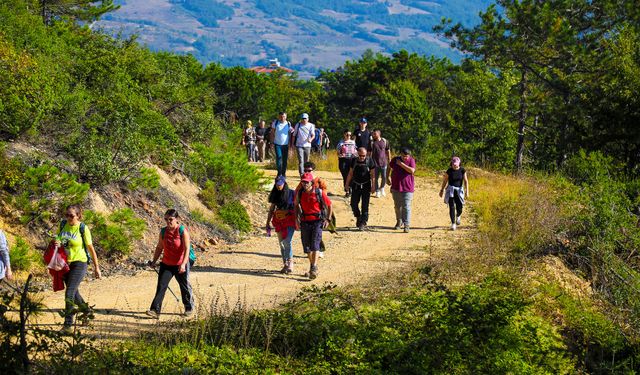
left=293, top=113, right=315, bottom=176
left=270, top=112, right=293, bottom=176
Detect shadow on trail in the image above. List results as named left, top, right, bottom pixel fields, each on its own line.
left=192, top=266, right=288, bottom=279
left=218, top=250, right=281, bottom=259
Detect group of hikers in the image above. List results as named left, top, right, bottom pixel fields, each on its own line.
left=0, top=113, right=469, bottom=332
left=241, top=113, right=331, bottom=164
left=262, top=113, right=470, bottom=281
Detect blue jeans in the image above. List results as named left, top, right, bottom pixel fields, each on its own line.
left=278, top=227, right=295, bottom=261
left=375, top=166, right=387, bottom=190
left=274, top=144, right=289, bottom=176
left=391, top=190, right=413, bottom=227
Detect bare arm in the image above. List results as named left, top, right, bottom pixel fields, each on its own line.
left=397, top=160, right=415, bottom=175
left=439, top=174, right=449, bottom=197
left=180, top=229, right=190, bottom=273
left=87, top=243, right=101, bottom=279
left=266, top=203, right=276, bottom=228
left=151, top=234, right=163, bottom=265
left=463, top=172, right=469, bottom=198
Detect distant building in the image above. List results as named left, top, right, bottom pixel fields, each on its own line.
left=249, top=58, right=294, bottom=74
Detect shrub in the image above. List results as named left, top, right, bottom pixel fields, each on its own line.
left=218, top=201, right=251, bottom=233
left=83, top=208, right=146, bottom=257
left=0, top=144, right=24, bottom=191
left=128, top=166, right=160, bottom=191
left=9, top=236, right=40, bottom=271
left=12, top=163, right=89, bottom=225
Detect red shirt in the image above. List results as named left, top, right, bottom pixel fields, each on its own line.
left=162, top=226, right=186, bottom=266
left=299, top=188, right=331, bottom=221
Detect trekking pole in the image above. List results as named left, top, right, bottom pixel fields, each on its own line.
left=147, top=261, right=180, bottom=303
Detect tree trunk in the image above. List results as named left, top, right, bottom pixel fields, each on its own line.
left=515, top=69, right=528, bottom=173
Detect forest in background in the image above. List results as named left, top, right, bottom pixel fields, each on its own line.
left=1, top=0, right=640, bottom=373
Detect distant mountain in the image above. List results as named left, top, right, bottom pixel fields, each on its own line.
left=96, top=0, right=494, bottom=76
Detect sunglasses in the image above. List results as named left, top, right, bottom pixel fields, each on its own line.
left=164, top=217, right=176, bottom=222
left=65, top=213, right=76, bottom=218
left=304, top=169, right=313, bottom=172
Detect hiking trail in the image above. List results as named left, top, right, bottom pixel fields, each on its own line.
left=33, top=168, right=472, bottom=339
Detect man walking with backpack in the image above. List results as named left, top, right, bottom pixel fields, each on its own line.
left=292, top=113, right=315, bottom=176
left=270, top=112, right=293, bottom=176
left=370, top=129, right=391, bottom=197
left=345, top=147, right=376, bottom=230
left=353, top=117, right=372, bottom=151
left=295, top=172, right=332, bottom=280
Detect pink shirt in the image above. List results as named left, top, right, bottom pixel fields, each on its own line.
left=390, top=156, right=415, bottom=193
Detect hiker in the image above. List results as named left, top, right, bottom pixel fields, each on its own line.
left=345, top=147, right=376, bottom=230
left=353, top=117, right=372, bottom=151
left=0, top=229, right=13, bottom=282
left=439, top=156, right=469, bottom=230
left=270, top=112, right=293, bottom=176
left=295, top=173, right=332, bottom=279
left=266, top=175, right=296, bottom=274
left=241, top=120, right=257, bottom=162
left=320, top=128, right=330, bottom=160
left=292, top=113, right=315, bottom=176
left=148, top=209, right=195, bottom=319
left=57, top=205, right=101, bottom=333
left=386, top=148, right=416, bottom=233
left=370, top=129, right=391, bottom=198
left=336, top=129, right=357, bottom=197
left=312, top=126, right=322, bottom=154
left=255, top=120, right=269, bottom=162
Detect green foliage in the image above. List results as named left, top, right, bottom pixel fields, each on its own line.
left=0, top=144, right=24, bottom=190
left=218, top=201, right=251, bottom=233
left=12, top=163, right=89, bottom=225
left=83, top=208, right=146, bottom=257
left=128, top=167, right=160, bottom=191
left=8, top=236, right=40, bottom=271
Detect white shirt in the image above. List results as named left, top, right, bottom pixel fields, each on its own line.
left=294, top=122, right=315, bottom=148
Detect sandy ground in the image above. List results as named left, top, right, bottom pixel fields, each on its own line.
left=32, top=168, right=472, bottom=339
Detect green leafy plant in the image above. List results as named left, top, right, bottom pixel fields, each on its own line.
left=8, top=236, right=40, bottom=271
left=128, top=166, right=160, bottom=191
left=218, top=201, right=251, bottom=233
left=83, top=208, right=146, bottom=257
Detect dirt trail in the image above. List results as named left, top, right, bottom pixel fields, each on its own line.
left=33, top=169, right=471, bottom=338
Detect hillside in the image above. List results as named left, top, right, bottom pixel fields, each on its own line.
left=96, top=0, right=494, bottom=75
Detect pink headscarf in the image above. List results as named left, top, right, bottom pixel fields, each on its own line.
left=451, top=156, right=461, bottom=168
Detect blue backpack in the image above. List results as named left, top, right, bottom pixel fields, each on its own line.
left=313, top=128, right=322, bottom=146
left=160, top=225, right=197, bottom=264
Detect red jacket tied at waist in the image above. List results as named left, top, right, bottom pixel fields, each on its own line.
left=43, top=241, right=69, bottom=292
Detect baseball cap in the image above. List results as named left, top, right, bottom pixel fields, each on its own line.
left=275, top=175, right=286, bottom=186
left=451, top=156, right=461, bottom=167
left=301, top=113, right=309, bottom=119
left=359, top=117, right=367, bottom=123
left=301, top=172, right=314, bottom=182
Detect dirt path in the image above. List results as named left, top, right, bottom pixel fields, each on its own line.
left=33, top=169, right=471, bottom=338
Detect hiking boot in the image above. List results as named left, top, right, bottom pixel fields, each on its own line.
left=394, top=220, right=402, bottom=230
left=184, top=309, right=194, bottom=317
left=451, top=223, right=457, bottom=231
left=146, top=309, right=159, bottom=319
left=456, top=216, right=461, bottom=225
left=404, top=226, right=410, bottom=233
left=309, top=266, right=318, bottom=280
left=280, top=265, right=288, bottom=274
left=60, top=325, right=73, bottom=335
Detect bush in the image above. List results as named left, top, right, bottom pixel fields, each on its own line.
left=9, top=236, right=40, bottom=271
left=128, top=166, right=160, bottom=191
left=83, top=208, right=146, bottom=257
left=12, top=163, right=89, bottom=225
left=218, top=201, right=251, bottom=233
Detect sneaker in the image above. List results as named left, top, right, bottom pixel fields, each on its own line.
left=456, top=216, right=461, bottom=225
left=404, top=226, right=410, bottom=233
left=285, top=259, right=293, bottom=274
left=309, top=266, right=318, bottom=280
left=451, top=223, right=457, bottom=231
left=381, top=187, right=386, bottom=197
left=184, top=309, right=194, bottom=317
left=375, top=189, right=381, bottom=198
left=280, top=265, right=288, bottom=274
left=60, top=325, right=73, bottom=335
left=394, top=220, right=402, bottom=230
left=146, top=309, right=159, bottom=319
left=318, top=251, right=324, bottom=258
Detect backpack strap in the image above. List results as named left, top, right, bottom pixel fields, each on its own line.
left=60, top=219, right=91, bottom=264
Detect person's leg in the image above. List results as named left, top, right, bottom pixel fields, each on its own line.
left=350, top=184, right=362, bottom=224
left=374, top=166, right=382, bottom=191
left=274, top=144, right=284, bottom=174
left=281, top=144, right=288, bottom=175
left=175, top=264, right=194, bottom=312
left=402, top=192, right=414, bottom=228
left=149, top=263, right=175, bottom=314
left=284, top=227, right=295, bottom=272
left=391, top=190, right=402, bottom=227
left=454, top=192, right=463, bottom=224
left=277, top=230, right=288, bottom=264
left=379, top=166, right=387, bottom=192
left=361, top=183, right=371, bottom=225
left=257, top=140, right=265, bottom=162
left=300, top=221, right=312, bottom=255
left=303, top=147, right=311, bottom=165
left=448, top=198, right=457, bottom=224
left=63, top=261, right=88, bottom=326
left=296, top=147, right=305, bottom=176
left=309, top=220, right=323, bottom=278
